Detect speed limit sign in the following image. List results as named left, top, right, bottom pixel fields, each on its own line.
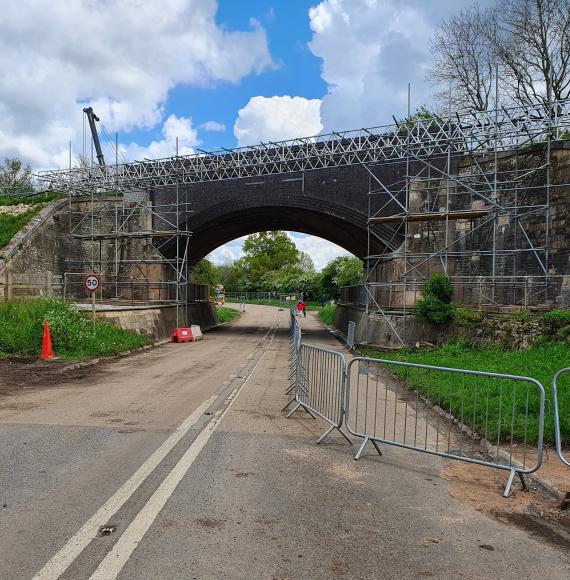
left=84, top=274, right=100, bottom=293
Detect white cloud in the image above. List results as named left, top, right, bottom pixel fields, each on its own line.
left=207, top=233, right=350, bottom=271
left=308, top=0, right=488, bottom=131
left=234, top=96, right=322, bottom=146
left=207, top=237, right=247, bottom=265
left=0, top=0, right=272, bottom=167
left=200, top=120, right=227, bottom=132
left=287, top=233, right=351, bottom=271
left=122, top=115, right=199, bottom=160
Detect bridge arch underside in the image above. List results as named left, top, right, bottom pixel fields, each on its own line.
left=174, top=196, right=395, bottom=266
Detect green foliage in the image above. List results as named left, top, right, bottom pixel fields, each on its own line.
left=0, top=299, right=147, bottom=360
left=0, top=207, right=43, bottom=250
left=317, top=304, right=336, bottom=325
left=363, top=340, right=570, bottom=445
left=0, top=158, right=33, bottom=195
left=216, top=306, right=240, bottom=323
left=540, top=309, right=570, bottom=340
left=423, top=273, right=453, bottom=303
left=452, top=305, right=484, bottom=327
left=414, top=273, right=454, bottom=324
left=193, top=258, right=219, bottom=291
left=320, top=256, right=363, bottom=298
left=414, top=295, right=454, bottom=324
left=0, top=191, right=63, bottom=206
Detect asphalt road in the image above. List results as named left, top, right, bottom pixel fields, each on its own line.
left=0, top=305, right=568, bottom=579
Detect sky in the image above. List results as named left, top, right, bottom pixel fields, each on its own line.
left=0, top=0, right=488, bottom=270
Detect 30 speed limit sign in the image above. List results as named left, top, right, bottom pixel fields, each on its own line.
left=84, top=274, right=100, bottom=293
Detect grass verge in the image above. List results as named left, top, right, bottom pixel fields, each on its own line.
left=361, top=340, right=570, bottom=445
left=217, top=306, right=241, bottom=323
left=0, top=192, right=63, bottom=206
left=317, top=304, right=336, bottom=325
left=0, top=299, right=147, bottom=360
left=0, top=207, right=43, bottom=250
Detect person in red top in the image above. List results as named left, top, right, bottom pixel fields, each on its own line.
left=297, top=300, right=306, bottom=318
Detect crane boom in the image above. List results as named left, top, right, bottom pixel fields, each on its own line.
left=82, top=107, right=106, bottom=167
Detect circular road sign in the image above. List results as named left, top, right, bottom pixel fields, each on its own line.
left=84, top=274, right=100, bottom=293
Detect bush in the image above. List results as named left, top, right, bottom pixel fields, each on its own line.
left=414, top=295, right=454, bottom=324
left=422, top=273, right=453, bottom=303
left=414, top=274, right=454, bottom=324
left=540, top=309, right=570, bottom=340
left=452, top=305, right=483, bottom=327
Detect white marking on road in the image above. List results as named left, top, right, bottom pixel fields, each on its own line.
left=89, top=333, right=273, bottom=579
left=32, top=395, right=217, bottom=580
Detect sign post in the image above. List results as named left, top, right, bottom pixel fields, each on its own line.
left=84, top=275, right=100, bottom=334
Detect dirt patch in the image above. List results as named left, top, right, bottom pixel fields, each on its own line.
left=0, top=358, right=102, bottom=397
left=196, top=517, right=225, bottom=529
left=443, top=461, right=570, bottom=550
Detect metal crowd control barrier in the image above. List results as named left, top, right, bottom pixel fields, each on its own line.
left=552, top=368, right=570, bottom=468
left=345, top=357, right=545, bottom=497
left=288, top=343, right=352, bottom=445
left=284, top=308, right=302, bottom=404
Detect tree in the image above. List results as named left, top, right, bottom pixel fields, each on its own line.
left=240, top=231, right=299, bottom=290
left=491, top=0, right=570, bottom=108
left=428, top=6, right=496, bottom=112
left=429, top=0, right=570, bottom=112
left=193, top=258, right=219, bottom=290
left=320, top=256, right=363, bottom=299
left=0, top=158, right=33, bottom=195
left=297, top=251, right=315, bottom=272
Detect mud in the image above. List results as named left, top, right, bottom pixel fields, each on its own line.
left=443, top=461, right=570, bottom=551
left=0, top=358, right=101, bottom=395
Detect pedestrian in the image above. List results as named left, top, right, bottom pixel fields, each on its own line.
left=320, top=295, right=326, bottom=307
left=297, top=300, right=306, bottom=318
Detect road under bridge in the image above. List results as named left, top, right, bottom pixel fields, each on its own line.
left=0, top=306, right=568, bottom=579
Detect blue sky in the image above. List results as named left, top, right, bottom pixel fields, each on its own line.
left=0, top=0, right=485, bottom=269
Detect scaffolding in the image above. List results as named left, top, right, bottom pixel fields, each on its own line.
left=37, top=98, right=570, bottom=336
left=45, top=121, right=193, bottom=325
left=361, top=97, right=570, bottom=345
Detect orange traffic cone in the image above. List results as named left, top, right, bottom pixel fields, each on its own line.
left=40, top=320, right=56, bottom=360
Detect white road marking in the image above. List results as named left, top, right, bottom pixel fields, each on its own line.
left=89, top=333, right=272, bottom=580
left=32, top=395, right=217, bottom=580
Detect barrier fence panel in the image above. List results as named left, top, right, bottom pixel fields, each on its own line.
left=345, top=357, right=545, bottom=497
left=284, top=308, right=302, bottom=402
left=287, top=343, right=352, bottom=445
left=552, top=368, right=570, bottom=468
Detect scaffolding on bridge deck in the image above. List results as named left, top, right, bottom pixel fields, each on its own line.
left=35, top=97, right=570, bottom=337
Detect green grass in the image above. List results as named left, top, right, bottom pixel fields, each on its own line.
left=216, top=306, right=241, bottom=323
left=0, top=206, right=43, bottom=250
left=361, top=340, right=570, bottom=445
left=0, top=191, right=63, bottom=206
left=317, top=304, right=336, bottom=325
left=0, top=299, right=147, bottom=360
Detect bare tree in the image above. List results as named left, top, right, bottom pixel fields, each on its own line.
left=0, top=158, right=33, bottom=195
left=429, top=0, right=570, bottom=112
left=428, top=6, right=497, bottom=112
left=491, top=0, right=570, bottom=107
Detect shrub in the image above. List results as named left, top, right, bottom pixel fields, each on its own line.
left=414, top=274, right=454, bottom=324
left=422, top=273, right=453, bottom=303
left=414, top=295, right=454, bottom=324
left=540, top=309, right=570, bottom=340
left=452, top=305, right=483, bottom=327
